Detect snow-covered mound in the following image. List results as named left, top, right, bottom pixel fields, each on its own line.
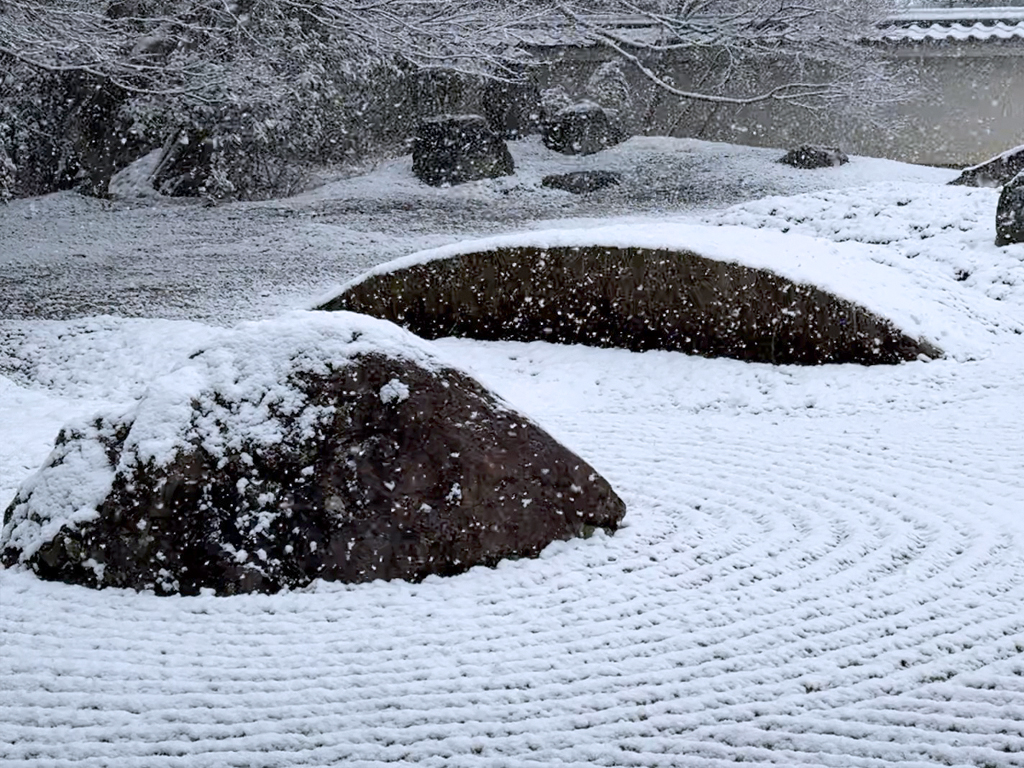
left=321, top=220, right=1015, bottom=361
left=2, top=312, right=443, bottom=567
left=705, top=183, right=1024, bottom=315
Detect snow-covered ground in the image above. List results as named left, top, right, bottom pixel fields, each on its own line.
left=3, top=137, right=1024, bottom=767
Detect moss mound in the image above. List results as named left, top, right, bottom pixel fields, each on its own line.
left=319, top=246, right=940, bottom=365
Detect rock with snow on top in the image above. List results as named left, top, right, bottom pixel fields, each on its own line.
left=0, top=311, right=625, bottom=595
left=950, top=144, right=1024, bottom=188
left=412, top=115, right=515, bottom=187
left=541, top=102, right=626, bottom=156
left=995, top=171, right=1024, bottom=246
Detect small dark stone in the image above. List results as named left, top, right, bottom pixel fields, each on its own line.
left=950, top=145, right=1024, bottom=188
left=412, top=115, right=514, bottom=187
left=995, top=171, right=1024, bottom=246
left=541, top=170, right=622, bottom=194
left=541, top=103, right=626, bottom=156
left=778, top=145, right=849, bottom=169
left=482, top=77, right=541, bottom=140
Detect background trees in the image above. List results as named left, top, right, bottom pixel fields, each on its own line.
left=0, top=0, right=899, bottom=200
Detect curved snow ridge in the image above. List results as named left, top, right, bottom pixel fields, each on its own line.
left=320, top=221, right=997, bottom=359
left=705, top=183, right=1024, bottom=349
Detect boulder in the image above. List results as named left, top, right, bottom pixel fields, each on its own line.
left=542, top=170, right=622, bottom=194
left=318, top=245, right=942, bottom=365
left=150, top=130, right=216, bottom=197
left=541, top=102, right=626, bottom=156
left=1, top=312, right=625, bottom=595
left=950, top=144, right=1024, bottom=188
left=778, top=145, right=849, bottom=169
left=412, top=115, right=514, bottom=186
left=995, top=170, right=1024, bottom=246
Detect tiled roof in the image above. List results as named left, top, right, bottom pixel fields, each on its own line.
left=518, top=8, right=1024, bottom=48
left=879, top=20, right=1024, bottom=42
left=878, top=8, right=1024, bottom=43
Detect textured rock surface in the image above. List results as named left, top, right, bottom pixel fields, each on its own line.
left=1, top=312, right=625, bottom=595
left=482, top=77, right=541, bottom=140
left=150, top=130, right=216, bottom=197
left=0, top=144, right=14, bottom=203
left=542, top=170, right=622, bottom=194
left=778, top=146, right=849, bottom=170
left=995, top=171, right=1024, bottom=246
left=541, top=102, right=625, bottom=156
left=412, top=115, right=514, bottom=187
left=950, top=144, right=1024, bottom=188
left=319, top=246, right=941, bottom=365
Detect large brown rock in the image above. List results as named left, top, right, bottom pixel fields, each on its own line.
left=318, top=245, right=941, bottom=365
left=1, top=312, right=625, bottom=595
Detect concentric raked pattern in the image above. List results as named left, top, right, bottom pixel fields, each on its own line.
left=3, top=341, right=1024, bottom=768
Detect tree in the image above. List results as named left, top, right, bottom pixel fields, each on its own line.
left=0, top=0, right=546, bottom=197
left=0, top=0, right=898, bottom=200
left=556, top=1, right=898, bottom=112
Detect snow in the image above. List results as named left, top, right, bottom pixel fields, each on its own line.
left=3, top=137, right=1024, bottom=767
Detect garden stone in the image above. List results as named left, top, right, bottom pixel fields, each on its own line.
left=1, top=312, right=625, bottom=595
left=542, top=170, right=622, bottom=194
left=778, top=145, right=849, bottom=169
left=319, top=245, right=942, bottom=365
left=541, top=102, right=626, bottom=156
left=950, top=144, right=1024, bottom=188
left=412, top=115, right=514, bottom=186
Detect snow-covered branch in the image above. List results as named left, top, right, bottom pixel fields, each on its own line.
left=548, top=0, right=893, bottom=109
